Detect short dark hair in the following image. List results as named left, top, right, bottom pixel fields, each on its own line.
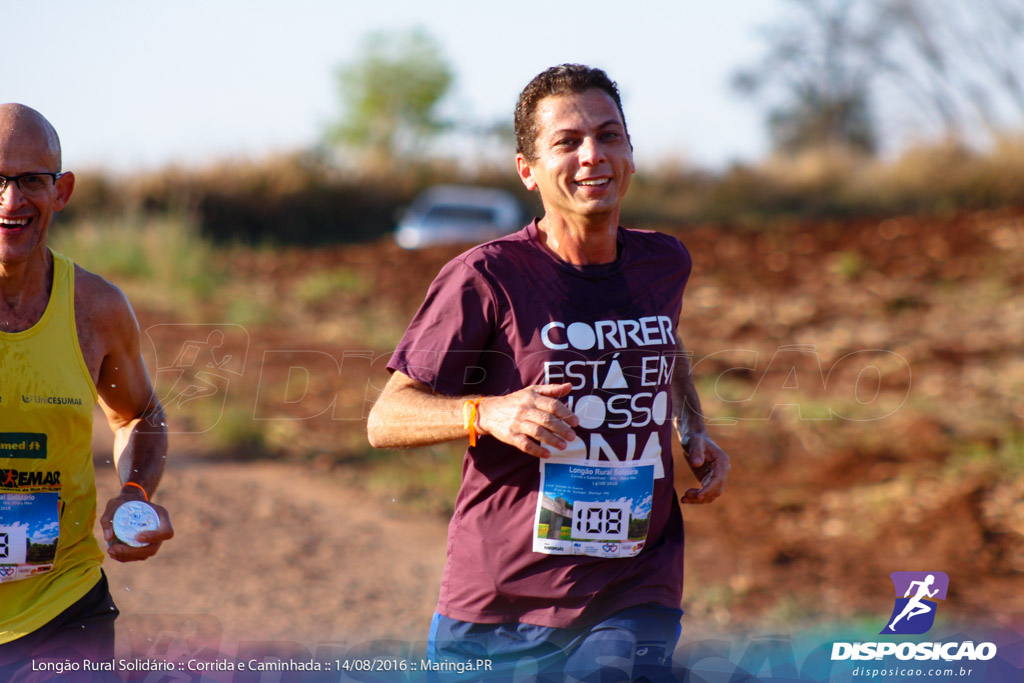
left=514, top=64, right=628, bottom=161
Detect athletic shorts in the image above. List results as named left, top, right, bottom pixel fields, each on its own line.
left=0, top=572, right=119, bottom=682
left=427, top=603, right=684, bottom=682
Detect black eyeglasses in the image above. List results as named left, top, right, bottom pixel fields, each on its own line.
left=0, top=172, right=64, bottom=196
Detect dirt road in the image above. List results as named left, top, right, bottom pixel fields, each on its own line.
left=93, top=445, right=448, bottom=657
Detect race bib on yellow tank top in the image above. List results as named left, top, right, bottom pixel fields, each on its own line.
left=0, top=434, right=62, bottom=582
left=0, top=490, right=60, bottom=582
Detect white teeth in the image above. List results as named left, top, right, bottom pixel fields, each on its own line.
left=577, top=178, right=610, bottom=186
left=0, top=218, right=29, bottom=227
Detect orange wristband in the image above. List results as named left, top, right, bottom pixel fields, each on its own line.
left=123, top=481, right=149, bottom=502
left=463, top=398, right=482, bottom=447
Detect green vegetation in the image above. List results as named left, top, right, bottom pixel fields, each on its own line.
left=535, top=524, right=574, bottom=541
left=203, top=406, right=269, bottom=458
left=26, top=541, right=57, bottom=563
left=944, top=430, right=1024, bottom=480
left=628, top=516, right=650, bottom=540
left=354, top=445, right=465, bottom=517
left=763, top=594, right=826, bottom=627
left=326, top=27, right=454, bottom=169
left=295, top=267, right=369, bottom=305
left=831, top=249, right=866, bottom=280
left=50, top=212, right=222, bottom=308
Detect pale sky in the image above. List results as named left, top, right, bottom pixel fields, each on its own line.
left=6, top=1, right=788, bottom=172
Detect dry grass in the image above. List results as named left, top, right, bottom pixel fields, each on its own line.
left=62, top=135, right=1024, bottom=246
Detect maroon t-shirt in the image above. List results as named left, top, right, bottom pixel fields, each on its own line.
left=388, top=220, right=692, bottom=628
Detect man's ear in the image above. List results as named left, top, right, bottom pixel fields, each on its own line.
left=54, top=171, right=75, bottom=211
left=516, top=154, right=538, bottom=192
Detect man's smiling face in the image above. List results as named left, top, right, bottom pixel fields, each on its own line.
left=516, top=89, right=635, bottom=224
left=0, top=105, right=73, bottom=269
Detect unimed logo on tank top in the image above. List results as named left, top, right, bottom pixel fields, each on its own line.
left=0, top=433, right=48, bottom=459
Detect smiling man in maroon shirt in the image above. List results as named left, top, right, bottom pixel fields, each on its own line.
left=368, top=64, right=730, bottom=681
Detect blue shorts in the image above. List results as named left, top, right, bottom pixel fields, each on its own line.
left=427, top=603, right=683, bottom=682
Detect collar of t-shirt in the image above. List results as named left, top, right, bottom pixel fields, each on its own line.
left=527, top=219, right=625, bottom=278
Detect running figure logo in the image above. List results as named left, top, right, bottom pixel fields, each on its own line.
left=881, top=571, right=949, bottom=635
left=145, top=324, right=249, bottom=434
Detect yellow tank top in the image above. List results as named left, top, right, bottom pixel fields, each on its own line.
left=0, top=250, right=103, bottom=644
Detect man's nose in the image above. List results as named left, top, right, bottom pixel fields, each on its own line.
left=0, top=180, right=24, bottom=205
left=0, top=180, right=25, bottom=204
left=578, top=137, right=605, bottom=165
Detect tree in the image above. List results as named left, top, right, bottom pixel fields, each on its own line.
left=878, top=0, right=1024, bottom=139
left=327, top=28, right=454, bottom=168
left=733, top=0, right=884, bottom=155
left=735, top=0, right=1024, bottom=156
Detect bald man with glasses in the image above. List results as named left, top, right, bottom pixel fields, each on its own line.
left=0, top=104, right=173, bottom=676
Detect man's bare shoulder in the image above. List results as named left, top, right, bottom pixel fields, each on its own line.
left=73, top=264, right=139, bottom=337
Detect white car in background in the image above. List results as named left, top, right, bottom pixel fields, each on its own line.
left=394, top=185, right=526, bottom=249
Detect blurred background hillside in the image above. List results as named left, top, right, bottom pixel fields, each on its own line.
left=7, top=0, right=1023, bottom=651
left=29, top=0, right=1024, bottom=244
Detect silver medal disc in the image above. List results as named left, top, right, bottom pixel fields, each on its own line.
left=112, top=500, right=160, bottom=547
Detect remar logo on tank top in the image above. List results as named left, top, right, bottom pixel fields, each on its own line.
left=0, top=468, right=62, bottom=488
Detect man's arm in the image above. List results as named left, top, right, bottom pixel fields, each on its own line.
left=367, top=371, right=579, bottom=459
left=671, top=342, right=730, bottom=504
left=87, top=282, right=173, bottom=562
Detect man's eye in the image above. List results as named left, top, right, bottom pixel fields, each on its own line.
left=21, top=175, right=50, bottom=191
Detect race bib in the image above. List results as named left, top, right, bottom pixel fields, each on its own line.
left=533, top=457, right=655, bottom=559
left=0, top=492, right=59, bottom=583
